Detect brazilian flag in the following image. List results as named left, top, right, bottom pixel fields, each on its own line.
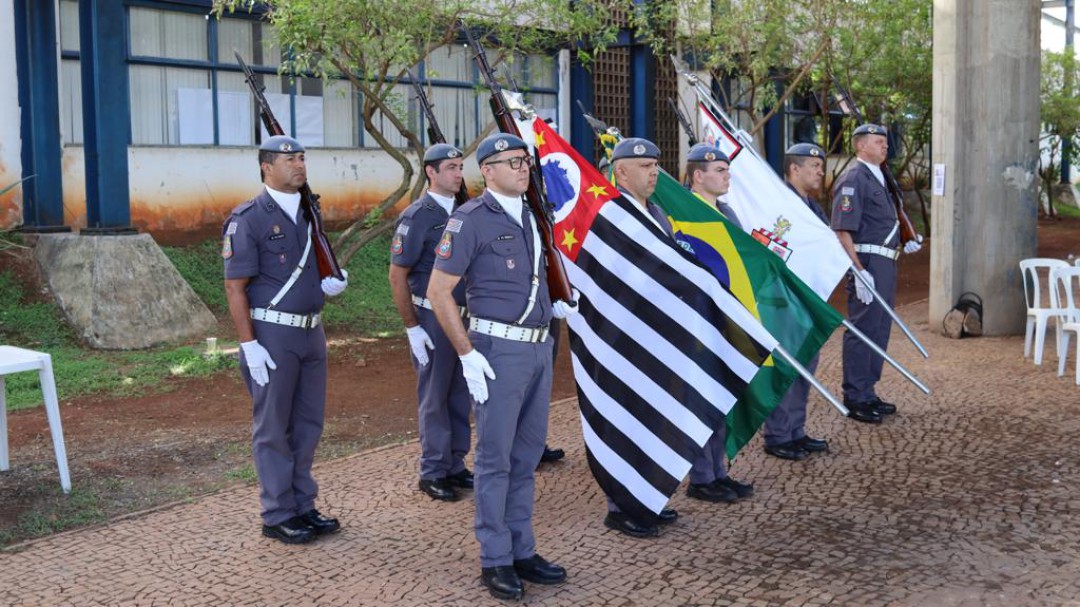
left=650, top=173, right=843, bottom=458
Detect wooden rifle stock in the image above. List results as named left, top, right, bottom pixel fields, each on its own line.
left=235, top=50, right=345, bottom=280
left=832, top=82, right=920, bottom=245
left=461, top=25, right=574, bottom=303
left=407, top=69, right=470, bottom=208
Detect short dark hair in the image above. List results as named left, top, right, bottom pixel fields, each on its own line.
left=686, top=161, right=708, bottom=182
left=258, top=150, right=275, bottom=182
left=784, top=155, right=813, bottom=177
left=424, top=159, right=449, bottom=185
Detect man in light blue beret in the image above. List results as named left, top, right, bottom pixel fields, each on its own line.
left=427, top=132, right=576, bottom=601
left=389, top=142, right=474, bottom=502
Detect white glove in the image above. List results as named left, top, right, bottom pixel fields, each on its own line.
left=903, top=235, right=923, bottom=255
left=321, top=269, right=348, bottom=297
left=459, top=349, right=496, bottom=404
left=240, top=340, right=277, bottom=387
left=552, top=288, right=581, bottom=319
left=853, top=269, right=875, bottom=306
left=406, top=325, right=434, bottom=366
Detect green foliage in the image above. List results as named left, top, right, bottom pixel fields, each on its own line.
left=211, top=0, right=620, bottom=266
left=162, top=240, right=229, bottom=313
left=321, top=233, right=398, bottom=336
left=0, top=487, right=107, bottom=545
left=1039, top=48, right=1080, bottom=215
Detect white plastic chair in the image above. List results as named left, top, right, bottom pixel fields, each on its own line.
left=1052, top=267, right=1080, bottom=385
left=1019, top=258, right=1069, bottom=365
left=0, top=346, right=71, bottom=493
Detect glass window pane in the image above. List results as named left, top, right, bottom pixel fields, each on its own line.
left=218, top=18, right=253, bottom=65
left=323, top=79, right=358, bottom=148
left=59, top=0, right=79, bottom=52
left=61, top=59, right=83, bottom=144
left=129, top=7, right=207, bottom=61
left=426, top=45, right=472, bottom=83
left=129, top=65, right=210, bottom=145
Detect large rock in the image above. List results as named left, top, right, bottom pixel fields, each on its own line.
left=33, top=233, right=216, bottom=349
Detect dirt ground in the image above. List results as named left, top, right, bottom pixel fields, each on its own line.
left=1, top=216, right=1078, bottom=545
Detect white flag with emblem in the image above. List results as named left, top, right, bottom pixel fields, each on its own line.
left=697, top=102, right=851, bottom=298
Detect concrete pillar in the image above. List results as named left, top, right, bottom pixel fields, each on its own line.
left=930, top=0, right=1041, bottom=335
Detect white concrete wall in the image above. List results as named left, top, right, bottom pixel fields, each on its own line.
left=0, top=0, right=25, bottom=229
left=55, top=145, right=483, bottom=241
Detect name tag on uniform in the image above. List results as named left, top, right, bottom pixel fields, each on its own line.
left=269, top=233, right=286, bottom=241
left=497, top=234, right=515, bottom=241
left=433, top=224, right=446, bottom=231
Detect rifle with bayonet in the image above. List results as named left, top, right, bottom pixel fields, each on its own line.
left=234, top=50, right=345, bottom=280
left=407, top=69, right=471, bottom=208
left=668, top=98, right=698, bottom=146
left=461, top=24, right=574, bottom=303
left=832, top=81, right=920, bottom=246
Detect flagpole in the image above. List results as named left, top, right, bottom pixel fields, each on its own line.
left=772, top=345, right=849, bottom=416
left=683, top=71, right=931, bottom=360
left=850, top=266, right=930, bottom=358
left=842, top=319, right=932, bottom=395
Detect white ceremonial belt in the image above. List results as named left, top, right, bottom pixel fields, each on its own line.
left=250, top=307, right=321, bottom=329
left=469, top=317, right=549, bottom=343
left=853, top=244, right=899, bottom=261
left=411, top=294, right=466, bottom=317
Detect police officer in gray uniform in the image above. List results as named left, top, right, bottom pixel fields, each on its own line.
left=427, top=133, right=577, bottom=601
left=599, top=138, right=681, bottom=538
left=681, top=143, right=756, bottom=502
left=389, top=143, right=474, bottom=502
left=686, top=143, right=742, bottom=229
left=223, top=135, right=347, bottom=544
left=762, top=143, right=832, bottom=460
left=831, top=125, right=921, bottom=423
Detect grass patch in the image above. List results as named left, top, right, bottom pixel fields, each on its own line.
left=2, top=231, right=397, bottom=412
left=224, top=464, right=257, bottom=483
left=1055, top=203, right=1080, bottom=219
left=0, top=487, right=108, bottom=546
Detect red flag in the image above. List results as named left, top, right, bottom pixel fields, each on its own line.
left=532, top=118, right=618, bottom=263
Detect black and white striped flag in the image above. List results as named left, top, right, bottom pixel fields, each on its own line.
left=535, top=118, right=777, bottom=522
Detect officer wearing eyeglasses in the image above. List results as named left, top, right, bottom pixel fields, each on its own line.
left=426, top=133, right=577, bottom=601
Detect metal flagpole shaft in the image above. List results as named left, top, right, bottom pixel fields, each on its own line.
left=841, top=319, right=932, bottom=395
left=850, top=265, right=930, bottom=358
left=772, top=345, right=849, bottom=416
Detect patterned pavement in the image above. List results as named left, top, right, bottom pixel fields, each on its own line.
left=3, top=302, right=1080, bottom=606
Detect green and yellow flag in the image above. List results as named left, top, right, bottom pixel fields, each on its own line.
left=650, top=172, right=843, bottom=458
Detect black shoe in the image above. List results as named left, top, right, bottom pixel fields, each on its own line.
left=686, top=481, right=738, bottom=503
left=714, top=476, right=754, bottom=499
left=795, top=436, right=830, bottom=453
left=262, top=516, right=316, bottom=545
left=657, top=508, right=678, bottom=525
left=446, top=468, right=474, bottom=490
left=513, top=554, right=567, bottom=585
left=870, top=397, right=897, bottom=415
left=539, top=445, right=565, bottom=463
left=604, top=512, right=659, bottom=538
left=764, top=442, right=810, bottom=461
left=418, top=478, right=459, bottom=501
left=845, top=401, right=883, bottom=424
left=481, top=566, right=525, bottom=601
left=298, top=508, right=340, bottom=535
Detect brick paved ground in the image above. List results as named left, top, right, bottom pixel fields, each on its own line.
left=3, top=302, right=1080, bottom=607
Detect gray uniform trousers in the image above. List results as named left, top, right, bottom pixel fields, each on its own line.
left=413, top=306, right=472, bottom=480
left=470, top=331, right=553, bottom=567
left=763, top=353, right=820, bottom=447
left=241, top=322, right=327, bottom=526
left=688, top=421, right=729, bottom=485
left=842, top=254, right=897, bottom=403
